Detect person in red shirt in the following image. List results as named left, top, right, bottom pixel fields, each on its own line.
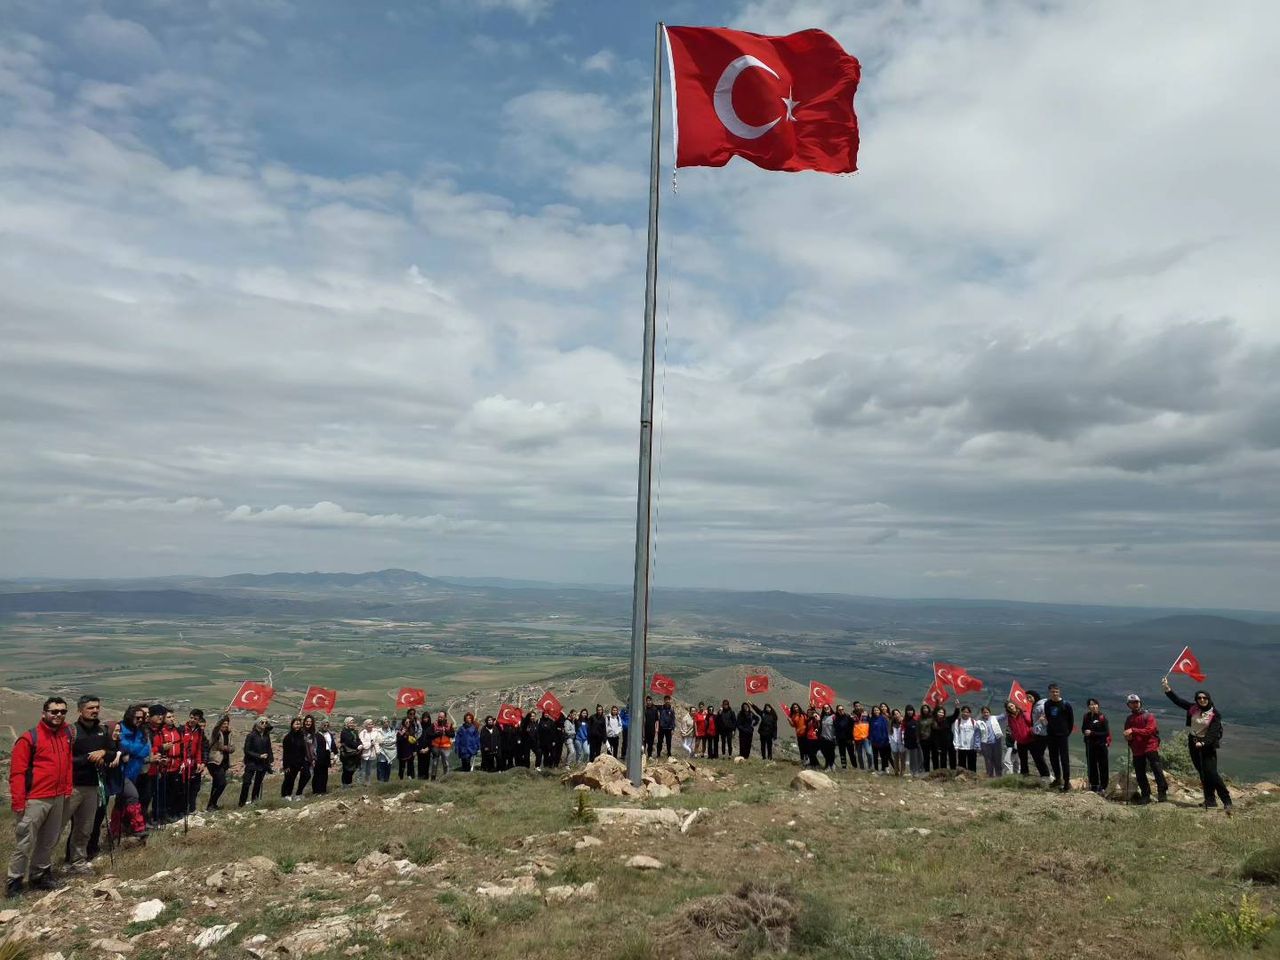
left=1122, top=694, right=1168, bottom=804
left=179, top=710, right=208, bottom=816
left=7, top=696, right=74, bottom=898
left=692, top=703, right=708, bottom=758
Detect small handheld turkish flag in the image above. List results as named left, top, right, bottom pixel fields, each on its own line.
left=923, top=679, right=950, bottom=708
left=395, top=687, right=426, bottom=710
left=650, top=674, right=677, bottom=696
left=302, top=685, right=338, bottom=715
left=498, top=704, right=523, bottom=726
left=745, top=674, right=770, bottom=695
left=1009, top=681, right=1032, bottom=717
left=1170, top=646, right=1207, bottom=683
left=230, top=681, right=275, bottom=714
left=809, top=680, right=835, bottom=708
left=536, top=691, right=563, bottom=719
left=665, top=25, right=860, bottom=174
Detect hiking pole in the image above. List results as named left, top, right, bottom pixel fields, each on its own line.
left=99, top=774, right=115, bottom=873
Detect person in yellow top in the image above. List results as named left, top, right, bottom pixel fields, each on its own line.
left=428, top=712, right=455, bottom=781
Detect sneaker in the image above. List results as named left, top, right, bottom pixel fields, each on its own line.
left=1049, top=779, right=1061, bottom=789
left=1204, top=801, right=1218, bottom=809
left=1135, top=795, right=1151, bottom=805
left=29, top=869, right=60, bottom=892
left=1157, top=791, right=1168, bottom=803
left=1224, top=804, right=1233, bottom=818
left=5, top=877, right=22, bottom=899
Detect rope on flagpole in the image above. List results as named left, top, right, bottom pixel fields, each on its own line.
left=648, top=155, right=675, bottom=644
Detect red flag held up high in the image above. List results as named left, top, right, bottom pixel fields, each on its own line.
left=934, top=662, right=984, bottom=695
left=498, top=704, right=524, bottom=726
left=1009, top=681, right=1032, bottom=718
left=1170, top=646, right=1207, bottom=683
left=650, top=674, right=677, bottom=696
left=665, top=25, right=860, bottom=174
left=536, top=691, right=563, bottom=719
left=302, top=685, right=338, bottom=715
left=395, top=687, right=426, bottom=710
left=923, top=679, right=950, bottom=708
left=809, top=680, right=836, bottom=708
left=230, top=681, right=275, bottom=714
left=745, top=674, right=770, bottom=695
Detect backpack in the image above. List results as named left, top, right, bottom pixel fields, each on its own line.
left=17, top=723, right=74, bottom=796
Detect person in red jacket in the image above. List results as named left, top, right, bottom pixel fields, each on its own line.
left=1122, top=694, right=1168, bottom=804
left=7, top=696, right=74, bottom=899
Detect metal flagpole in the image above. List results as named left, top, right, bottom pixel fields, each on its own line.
left=627, top=20, right=665, bottom=787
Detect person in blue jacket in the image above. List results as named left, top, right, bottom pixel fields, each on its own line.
left=619, top=704, right=631, bottom=762
left=869, top=706, right=892, bottom=773
left=454, top=712, right=480, bottom=773
left=111, top=704, right=151, bottom=842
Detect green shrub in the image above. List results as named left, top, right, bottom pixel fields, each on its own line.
left=984, top=775, right=1044, bottom=791
left=1241, top=845, right=1280, bottom=885
left=489, top=895, right=541, bottom=924
left=1190, top=894, right=1277, bottom=948
left=570, top=791, right=595, bottom=824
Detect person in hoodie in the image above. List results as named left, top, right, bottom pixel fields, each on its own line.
left=657, top=696, right=676, bottom=758
left=757, top=703, right=778, bottom=761
left=1162, top=677, right=1232, bottom=814
left=870, top=706, right=892, bottom=773
left=281, top=717, right=312, bottom=800
left=605, top=705, right=624, bottom=758
left=737, top=702, right=759, bottom=759
left=1043, top=683, right=1075, bottom=791
left=717, top=700, right=737, bottom=760
left=1080, top=698, right=1111, bottom=795
left=239, top=717, right=273, bottom=806
left=1122, top=694, right=1167, bottom=804
left=455, top=713, right=481, bottom=772
left=480, top=715, right=502, bottom=772
left=111, top=704, right=151, bottom=843
left=833, top=704, right=854, bottom=769
left=951, top=705, right=978, bottom=772
left=65, top=694, right=116, bottom=872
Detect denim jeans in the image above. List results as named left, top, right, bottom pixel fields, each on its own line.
left=360, top=757, right=376, bottom=784
left=376, top=757, right=391, bottom=782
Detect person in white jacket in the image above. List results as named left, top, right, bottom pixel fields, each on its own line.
left=605, top=707, right=623, bottom=757
left=952, top=706, right=979, bottom=773
left=974, top=706, right=1004, bottom=778
left=358, top=719, right=381, bottom=785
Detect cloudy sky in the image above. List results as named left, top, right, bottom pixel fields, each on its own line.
left=3, top=0, right=1278, bottom=609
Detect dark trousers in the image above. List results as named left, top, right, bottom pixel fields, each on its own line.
left=658, top=730, right=673, bottom=757
left=136, top=772, right=153, bottom=820
left=759, top=735, right=773, bottom=760
left=739, top=731, right=754, bottom=759
left=1028, top=736, right=1051, bottom=777
left=957, top=749, right=977, bottom=772
left=398, top=758, right=414, bottom=779
left=312, top=762, right=330, bottom=795
left=1190, top=744, right=1232, bottom=807
left=1133, top=751, right=1167, bottom=797
left=932, top=742, right=955, bottom=770
left=238, top=769, right=265, bottom=806
left=875, top=744, right=893, bottom=771
left=459, top=755, right=474, bottom=772
left=481, top=752, right=498, bottom=772
left=837, top=739, right=853, bottom=768
left=1085, top=741, right=1109, bottom=791
left=416, top=753, right=431, bottom=779
left=184, top=773, right=202, bottom=813
left=644, top=724, right=656, bottom=758
left=708, top=734, right=719, bottom=759
left=588, top=736, right=603, bottom=761
left=621, top=729, right=628, bottom=760
left=1046, top=734, right=1071, bottom=784
left=340, top=758, right=358, bottom=786
left=819, top=739, right=836, bottom=769
left=207, top=766, right=228, bottom=809
left=281, top=766, right=311, bottom=797
left=918, top=743, right=930, bottom=772
left=606, top=736, right=620, bottom=758
left=719, top=731, right=734, bottom=757
left=1014, top=743, right=1030, bottom=776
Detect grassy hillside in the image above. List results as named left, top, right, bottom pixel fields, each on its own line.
left=1, top=761, right=1277, bottom=960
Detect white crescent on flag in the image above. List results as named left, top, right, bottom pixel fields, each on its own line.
left=713, top=55, right=783, bottom=140
left=746, top=677, right=767, bottom=693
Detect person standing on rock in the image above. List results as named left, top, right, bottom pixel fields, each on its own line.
left=657, top=696, right=676, bottom=758
left=974, top=706, right=1003, bottom=778
left=1043, top=684, right=1074, bottom=791
left=605, top=705, right=623, bottom=758
left=1081, top=699, right=1111, bottom=795
left=205, top=715, right=233, bottom=810
left=239, top=716, right=273, bottom=806
left=677, top=705, right=696, bottom=758
left=643, top=695, right=659, bottom=759
left=313, top=718, right=335, bottom=794
left=66, top=694, right=115, bottom=872
left=6, top=696, right=74, bottom=898
left=280, top=716, right=313, bottom=800
left=1122, top=694, right=1167, bottom=804
left=456, top=713, right=481, bottom=772
left=1162, top=678, right=1232, bottom=815
left=736, top=702, right=759, bottom=759
left=757, top=703, right=777, bottom=761
left=480, top=715, right=502, bottom=772
left=718, top=700, right=737, bottom=760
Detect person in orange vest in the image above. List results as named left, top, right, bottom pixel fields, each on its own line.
left=429, top=712, right=455, bottom=781
left=7, top=697, right=74, bottom=898
left=851, top=709, right=872, bottom=771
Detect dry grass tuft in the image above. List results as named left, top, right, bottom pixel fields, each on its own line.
left=665, top=881, right=799, bottom=955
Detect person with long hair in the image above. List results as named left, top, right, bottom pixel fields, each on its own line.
left=914, top=705, right=933, bottom=774
left=904, top=705, right=923, bottom=777
left=932, top=705, right=958, bottom=771
left=239, top=717, right=272, bottom=806
left=312, top=718, right=335, bottom=794
left=817, top=704, right=837, bottom=770
left=281, top=717, right=312, bottom=800
left=737, top=702, right=759, bottom=759
left=1081, top=698, right=1111, bottom=794
left=952, top=705, right=978, bottom=773
left=1163, top=676, right=1232, bottom=815
left=888, top=709, right=906, bottom=776
left=1004, top=700, right=1033, bottom=776
left=974, top=705, right=1004, bottom=779
left=788, top=704, right=807, bottom=765
left=757, top=703, right=777, bottom=761
left=456, top=713, right=480, bottom=773
left=870, top=705, right=891, bottom=773
left=205, top=715, right=234, bottom=811
left=1027, top=689, right=1051, bottom=779
left=111, top=704, right=151, bottom=842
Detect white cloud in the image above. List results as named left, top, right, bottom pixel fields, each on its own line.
left=225, top=501, right=491, bottom=533
left=581, top=49, right=616, bottom=73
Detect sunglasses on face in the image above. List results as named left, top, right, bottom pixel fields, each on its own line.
left=46, top=708, right=67, bottom=715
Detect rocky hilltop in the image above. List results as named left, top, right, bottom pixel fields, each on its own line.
left=0, top=759, right=1277, bottom=960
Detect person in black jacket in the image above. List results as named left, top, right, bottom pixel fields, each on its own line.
left=931, top=705, right=957, bottom=771
left=757, top=704, right=778, bottom=760
left=338, top=717, right=361, bottom=787
left=1163, top=677, right=1232, bottom=814
left=642, top=696, right=659, bottom=759
left=656, top=697, right=676, bottom=758
left=479, top=715, right=501, bottom=772
left=238, top=717, right=273, bottom=806
left=587, top=705, right=607, bottom=761
left=717, top=700, right=737, bottom=759
left=66, top=695, right=116, bottom=870
left=280, top=717, right=312, bottom=799
left=1080, top=698, right=1110, bottom=794
left=736, top=702, right=759, bottom=759
left=1043, top=683, right=1075, bottom=791
left=833, top=705, right=854, bottom=769
left=537, top=711, right=560, bottom=770
left=312, top=718, right=334, bottom=795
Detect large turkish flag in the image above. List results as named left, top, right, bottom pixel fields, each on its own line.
left=230, top=681, right=275, bottom=715
left=665, top=25, right=860, bottom=173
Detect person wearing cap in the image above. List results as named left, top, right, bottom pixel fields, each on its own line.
left=1122, top=694, right=1167, bottom=804
left=1162, top=676, right=1232, bottom=815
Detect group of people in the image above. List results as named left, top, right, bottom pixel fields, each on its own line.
left=6, top=677, right=1234, bottom=898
